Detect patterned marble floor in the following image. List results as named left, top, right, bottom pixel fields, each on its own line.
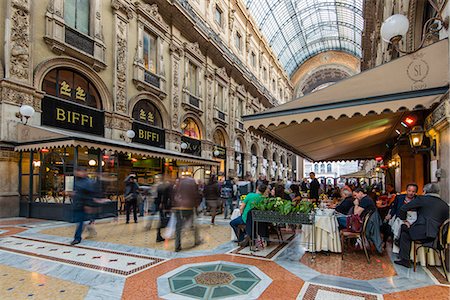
left=0, top=216, right=448, bottom=300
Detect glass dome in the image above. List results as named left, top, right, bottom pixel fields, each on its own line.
left=245, top=0, right=364, bottom=76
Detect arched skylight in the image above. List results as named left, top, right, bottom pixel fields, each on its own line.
left=245, top=0, right=364, bottom=76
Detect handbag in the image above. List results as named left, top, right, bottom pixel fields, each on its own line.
left=346, top=214, right=363, bottom=233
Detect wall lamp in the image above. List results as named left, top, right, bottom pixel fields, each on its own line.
left=381, top=0, right=448, bottom=53
left=120, top=129, right=135, bottom=142
left=213, top=149, right=220, bottom=157
left=408, top=125, right=437, bottom=156
left=16, top=105, right=35, bottom=124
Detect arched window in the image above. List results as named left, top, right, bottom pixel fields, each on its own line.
left=314, top=164, right=319, bottom=173
left=181, top=118, right=200, bottom=139
left=251, top=144, right=258, bottom=156
left=132, top=100, right=163, bottom=127
left=263, top=149, right=268, bottom=159
left=320, top=163, right=325, bottom=173
left=327, top=163, right=332, bottom=173
left=42, top=68, right=101, bottom=109
left=213, top=130, right=226, bottom=147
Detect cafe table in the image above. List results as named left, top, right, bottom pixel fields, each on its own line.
left=300, top=208, right=342, bottom=253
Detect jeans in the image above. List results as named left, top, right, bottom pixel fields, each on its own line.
left=126, top=200, right=138, bottom=223
left=337, top=216, right=347, bottom=229
left=139, top=198, right=146, bottom=217
left=224, top=198, right=233, bottom=219
left=230, top=216, right=246, bottom=241
left=73, top=210, right=86, bottom=242
left=157, top=210, right=171, bottom=240
left=174, top=209, right=199, bottom=250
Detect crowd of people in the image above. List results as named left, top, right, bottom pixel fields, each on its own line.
left=69, top=167, right=449, bottom=269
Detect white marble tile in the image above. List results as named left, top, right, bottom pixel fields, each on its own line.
left=0, top=236, right=162, bottom=276
left=315, top=290, right=365, bottom=300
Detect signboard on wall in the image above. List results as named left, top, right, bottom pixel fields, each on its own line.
left=213, top=145, right=226, bottom=160
left=132, top=122, right=165, bottom=148
left=41, top=96, right=104, bottom=136
left=181, top=136, right=201, bottom=156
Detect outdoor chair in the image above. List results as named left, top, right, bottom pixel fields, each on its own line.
left=340, top=211, right=373, bottom=264
left=413, top=218, right=449, bottom=281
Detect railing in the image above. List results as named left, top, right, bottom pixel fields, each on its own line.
left=65, top=27, right=94, bottom=55
left=144, top=70, right=161, bottom=89
left=189, top=94, right=200, bottom=108
left=175, top=0, right=280, bottom=107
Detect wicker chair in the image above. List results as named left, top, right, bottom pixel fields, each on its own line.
left=340, top=211, right=373, bottom=264
left=413, top=218, right=449, bottom=281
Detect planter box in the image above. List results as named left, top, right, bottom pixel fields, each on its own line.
left=251, top=210, right=314, bottom=224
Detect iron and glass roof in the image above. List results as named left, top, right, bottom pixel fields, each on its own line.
left=245, top=0, right=364, bottom=76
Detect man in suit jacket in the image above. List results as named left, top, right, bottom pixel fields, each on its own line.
left=395, top=183, right=449, bottom=268
left=309, top=172, right=320, bottom=202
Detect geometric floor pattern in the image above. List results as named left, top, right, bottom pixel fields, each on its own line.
left=0, top=217, right=448, bottom=300
left=158, top=261, right=271, bottom=299
left=0, top=236, right=164, bottom=276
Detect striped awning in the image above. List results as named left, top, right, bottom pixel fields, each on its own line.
left=15, top=124, right=220, bottom=166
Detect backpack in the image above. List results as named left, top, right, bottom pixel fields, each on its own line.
left=220, top=186, right=233, bottom=199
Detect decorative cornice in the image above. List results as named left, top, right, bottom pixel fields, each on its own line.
left=135, top=2, right=169, bottom=33
left=183, top=41, right=205, bottom=62
left=111, top=0, right=134, bottom=20
left=215, top=67, right=229, bottom=82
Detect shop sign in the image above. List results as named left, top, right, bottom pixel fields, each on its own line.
left=181, top=136, right=201, bottom=156
left=132, top=122, right=165, bottom=148
left=41, top=96, right=104, bottom=136
left=213, top=145, right=226, bottom=160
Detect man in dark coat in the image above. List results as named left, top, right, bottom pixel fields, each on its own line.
left=155, top=175, right=174, bottom=242
left=395, top=183, right=449, bottom=268
left=71, top=167, right=95, bottom=245
left=309, top=172, right=320, bottom=202
left=124, top=174, right=139, bottom=224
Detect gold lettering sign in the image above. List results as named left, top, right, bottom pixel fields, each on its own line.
left=138, top=129, right=160, bottom=142
left=139, top=109, right=146, bottom=121
left=55, top=107, right=93, bottom=127
left=75, top=87, right=87, bottom=101
left=147, top=112, right=154, bottom=123
left=60, top=81, right=72, bottom=97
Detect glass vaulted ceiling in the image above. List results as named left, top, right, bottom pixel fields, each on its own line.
left=245, top=0, right=364, bottom=76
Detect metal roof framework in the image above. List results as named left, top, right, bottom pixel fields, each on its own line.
left=245, top=0, right=363, bottom=76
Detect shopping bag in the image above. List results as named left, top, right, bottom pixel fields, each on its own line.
left=163, top=212, right=176, bottom=240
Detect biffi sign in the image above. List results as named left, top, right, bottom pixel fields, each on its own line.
left=41, top=95, right=105, bottom=136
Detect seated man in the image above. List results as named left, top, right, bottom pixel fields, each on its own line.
left=353, top=187, right=377, bottom=218
left=382, top=183, right=418, bottom=252
left=395, top=183, right=449, bottom=268
left=230, top=183, right=266, bottom=246
left=335, top=188, right=354, bottom=229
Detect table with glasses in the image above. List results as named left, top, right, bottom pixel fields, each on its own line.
left=300, top=209, right=342, bottom=253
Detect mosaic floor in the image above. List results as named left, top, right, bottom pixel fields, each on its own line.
left=0, top=216, right=448, bottom=300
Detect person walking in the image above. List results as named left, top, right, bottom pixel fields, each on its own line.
left=124, top=174, right=139, bottom=224
left=71, top=167, right=95, bottom=245
left=204, top=175, right=221, bottom=225
left=155, top=175, right=174, bottom=242
left=172, top=176, right=202, bottom=252
left=221, top=177, right=235, bottom=219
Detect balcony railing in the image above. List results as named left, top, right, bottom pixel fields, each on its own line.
left=144, top=70, right=161, bottom=89
left=189, top=94, right=200, bottom=108
left=65, top=27, right=94, bottom=55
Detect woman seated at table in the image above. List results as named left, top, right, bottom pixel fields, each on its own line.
left=335, top=188, right=354, bottom=229
left=230, top=183, right=267, bottom=247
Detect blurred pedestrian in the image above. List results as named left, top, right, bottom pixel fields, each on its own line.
left=71, top=167, right=95, bottom=245
left=124, top=174, right=139, bottom=224
left=172, top=176, right=202, bottom=252
left=155, top=175, right=174, bottom=242
left=204, top=175, right=221, bottom=225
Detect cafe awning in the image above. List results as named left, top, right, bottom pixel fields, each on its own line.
left=243, top=39, right=449, bottom=161
left=15, top=124, right=220, bottom=166
left=340, top=170, right=370, bottom=179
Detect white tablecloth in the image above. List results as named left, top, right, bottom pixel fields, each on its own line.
left=300, top=213, right=342, bottom=253
left=410, top=243, right=443, bottom=267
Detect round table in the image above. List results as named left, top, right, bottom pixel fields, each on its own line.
left=301, top=210, right=342, bottom=253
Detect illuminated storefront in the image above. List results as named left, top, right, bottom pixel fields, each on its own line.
left=212, top=130, right=227, bottom=179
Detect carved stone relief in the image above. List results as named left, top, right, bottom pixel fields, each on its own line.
left=171, top=48, right=181, bottom=130
left=114, top=16, right=128, bottom=113
left=8, top=0, right=31, bottom=82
